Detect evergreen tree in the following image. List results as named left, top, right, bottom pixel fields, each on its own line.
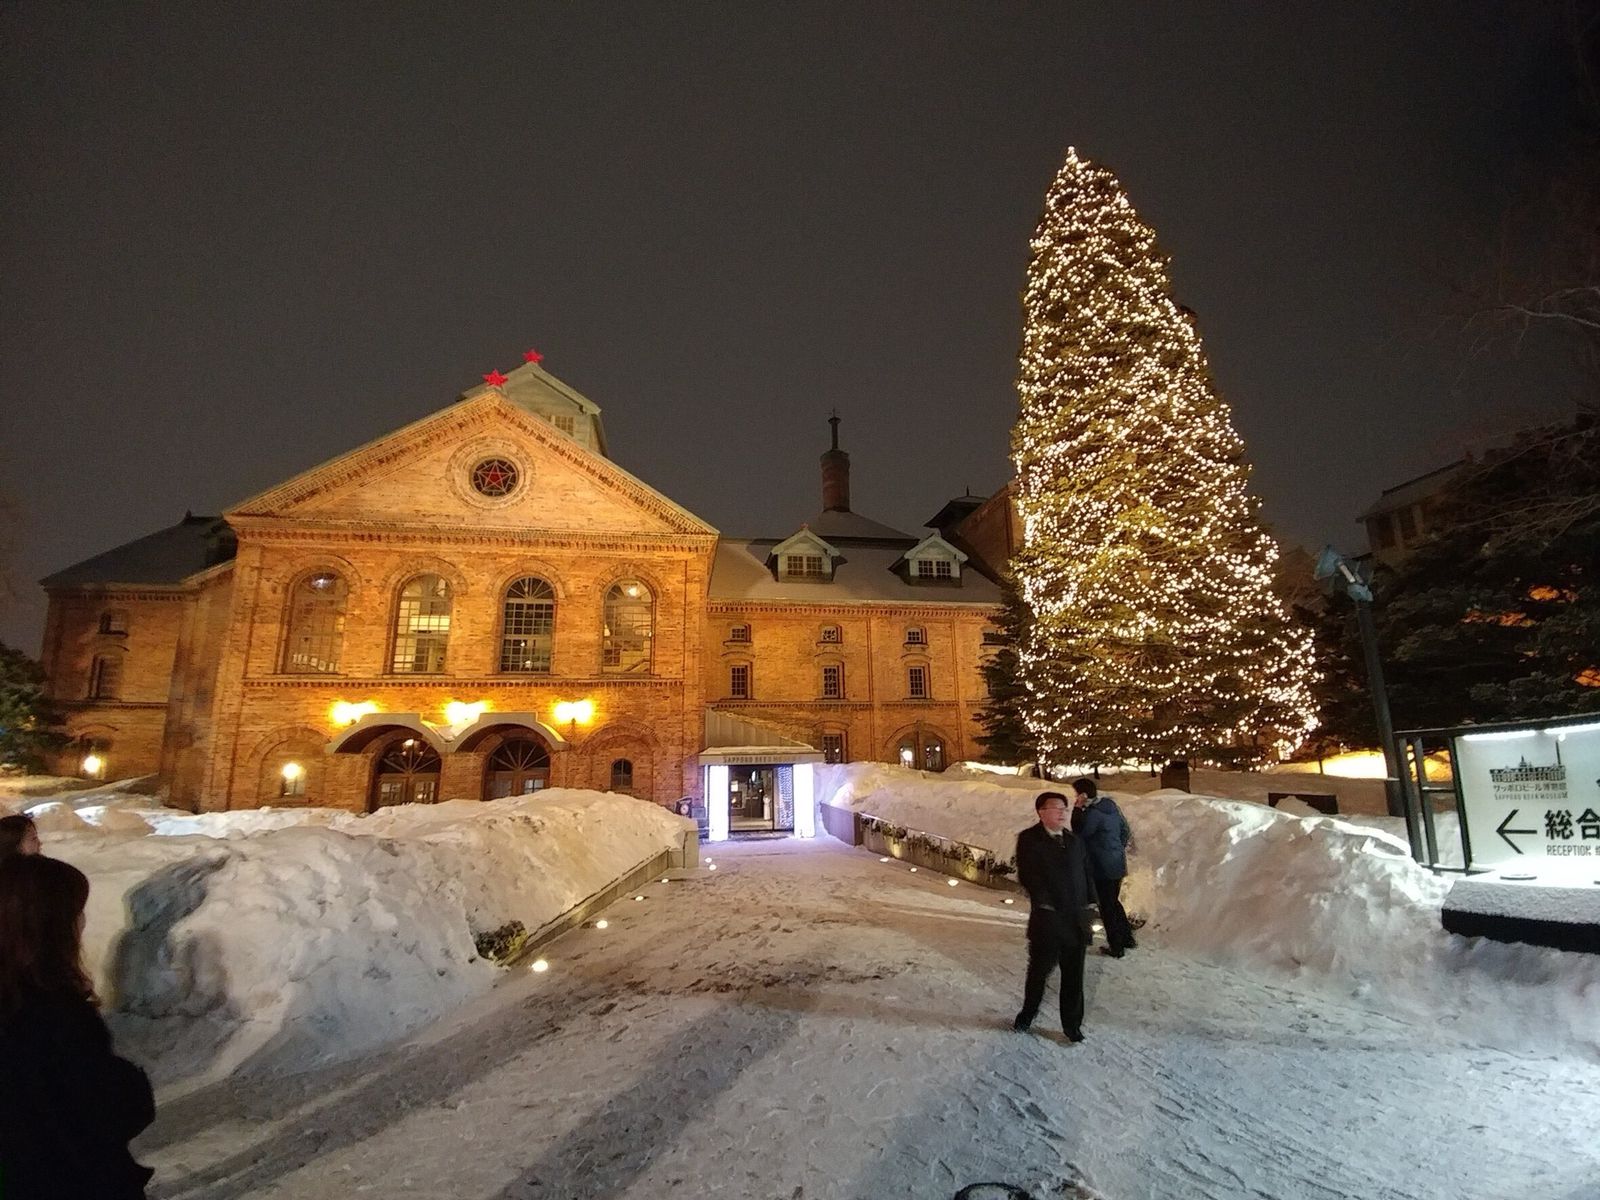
left=975, top=577, right=1038, bottom=764
left=0, top=641, right=68, bottom=772
left=1011, top=150, right=1318, bottom=769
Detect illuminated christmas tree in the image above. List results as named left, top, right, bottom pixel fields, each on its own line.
left=1011, top=149, right=1318, bottom=768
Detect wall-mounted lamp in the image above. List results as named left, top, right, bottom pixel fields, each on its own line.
left=330, top=700, right=379, bottom=727
left=81, top=753, right=104, bottom=779
left=444, top=700, right=489, bottom=726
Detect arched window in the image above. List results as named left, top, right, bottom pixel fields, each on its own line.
left=370, top=737, right=442, bottom=809
left=897, top=730, right=946, bottom=773
left=602, top=579, right=653, bottom=673
left=610, top=758, right=634, bottom=792
left=486, top=738, right=551, bottom=798
left=392, top=575, right=451, bottom=673
left=88, top=654, right=123, bottom=700
left=283, top=571, right=347, bottom=673
left=500, top=577, right=555, bottom=672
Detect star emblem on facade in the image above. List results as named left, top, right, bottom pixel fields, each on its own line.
left=483, top=370, right=508, bottom=387
left=523, top=348, right=544, bottom=364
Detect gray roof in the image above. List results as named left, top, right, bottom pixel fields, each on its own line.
left=801, top=509, right=913, bottom=541
left=1356, top=460, right=1468, bottom=521
left=709, top=537, right=1002, bottom=605
left=40, top=516, right=236, bottom=589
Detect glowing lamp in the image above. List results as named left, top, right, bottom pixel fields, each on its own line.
left=529, top=959, right=549, bottom=974
left=81, top=754, right=104, bottom=778
left=947, top=879, right=958, bottom=888
left=280, top=762, right=304, bottom=781
left=553, top=699, right=596, bottom=726
left=444, top=700, right=488, bottom=726
left=330, top=700, right=378, bottom=727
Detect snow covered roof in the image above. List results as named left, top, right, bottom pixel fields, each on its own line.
left=709, top=537, right=1003, bottom=605
left=40, top=514, right=237, bottom=589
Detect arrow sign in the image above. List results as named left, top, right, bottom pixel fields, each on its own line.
left=1496, top=809, right=1538, bottom=855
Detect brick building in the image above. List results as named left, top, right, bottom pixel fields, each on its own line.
left=39, top=362, right=1006, bottom=837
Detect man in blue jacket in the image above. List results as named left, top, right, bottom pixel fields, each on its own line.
left=1072, top=777, right=1136, bottom=958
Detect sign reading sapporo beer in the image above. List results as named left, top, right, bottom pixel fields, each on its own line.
left=1455, top=722, right=1600, bottom=869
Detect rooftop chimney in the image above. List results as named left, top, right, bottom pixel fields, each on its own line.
left=821, top=414, right=850, bottom=512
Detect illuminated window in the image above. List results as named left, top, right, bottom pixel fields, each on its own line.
left=914, top=558, right=953, bottom=579
left=501, top=577, right=555, bottom=672
left=897, top=731, right=946, bottom=772
left=610, top=758, right=634, bottom=791
left=821, top=663, right=843, bottom=699
left=729, top=623, right=751, bottom=643
left=907, top=665, right=929, bottom=699
left=785, top=554, right=826, bottom=579
left=729, top=663, right=751, bottom=699
left=602, top=579, right=654, bottom=673
left=392, top=575, right=451, bottom=673
left=88, top=654, right=123, bottom=700
left=283, top=572, right=347, bottom=673
left=822, top=732, right=846, bottom=764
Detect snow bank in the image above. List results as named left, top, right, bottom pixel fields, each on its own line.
left=12, top=783, right=691, bottom=1090
left=820, top=763, right=1600, bottom=1056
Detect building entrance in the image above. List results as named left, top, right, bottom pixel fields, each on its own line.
left=728, top=765, right=794, bottom=834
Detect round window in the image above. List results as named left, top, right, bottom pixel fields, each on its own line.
left=470, top=458, right=520, bottom=498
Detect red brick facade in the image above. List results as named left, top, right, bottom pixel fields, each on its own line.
left=40, top=367, right=1004, bottom=813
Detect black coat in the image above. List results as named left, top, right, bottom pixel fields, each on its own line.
left=0, top=991, right=155, bottom=1200
left=1014, top=822, right=1098, bottom=946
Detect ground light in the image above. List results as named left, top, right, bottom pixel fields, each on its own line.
left=879, top=856, right=890, bottom=862
left=595, top=919, right=608, bottom=929
left=1003, top=898, right=1015, bottom=905
left=633, top=895, right=645, bottom=902
left=529, top=959, right=549, bottom=973
left=947, top=879, right=958, bottom=887
left=707, top=864, right=717, bottom=871
left=909, top=867, right=918, bottom=873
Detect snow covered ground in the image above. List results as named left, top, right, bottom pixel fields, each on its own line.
left=1, top=781, right=692, bottom=1090
left=133, top=838, right=1600, bottom=1200
left=10, top=767, right=1600, bottom=1198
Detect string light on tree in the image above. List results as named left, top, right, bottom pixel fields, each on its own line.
left=1010, top=149, right=1319, bottom=769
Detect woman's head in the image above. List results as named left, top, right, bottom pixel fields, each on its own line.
left=0, top=854, right=95, bottom=1015
left=0, top=814, right=40, bottom=858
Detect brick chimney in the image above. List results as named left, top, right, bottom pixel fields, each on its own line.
left=821, top=414, right=850, bottom=512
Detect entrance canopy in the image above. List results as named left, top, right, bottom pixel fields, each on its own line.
left=327, top=711, right=570, bottom=755
left=699, top=708, right=824, bottom=766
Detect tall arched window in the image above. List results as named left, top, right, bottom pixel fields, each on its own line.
left=501, top=577, right=555, bottom=672
left=392, top=574, right=451, bottom=673
left=602, top=579, right=653, bottom=673
left=610, top=758, right=634, bottom=792
left=88, top=654, right=123, bottom=699
left=283, top=571, right=347, bottom=673
left=897, top=730, right=947, bottom=773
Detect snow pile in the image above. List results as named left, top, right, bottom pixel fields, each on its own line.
left=13, top=785, right=691, bottom=1090
left=820, top=762, right=1600, bottom=1055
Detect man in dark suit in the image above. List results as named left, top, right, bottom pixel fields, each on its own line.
left=1013, top=791, right=1098, bottom=1041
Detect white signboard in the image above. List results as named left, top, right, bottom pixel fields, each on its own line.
left=1455, top=722, right=1600, bottom=870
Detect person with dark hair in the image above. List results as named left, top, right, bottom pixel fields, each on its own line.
left=1071, top=777, right=1136, bottom=957
left=0, top=854, right=154, bottom=1199
left=0, top=813, right=41, bottom=859
left=1012, top=791, right=1098, bottom=1041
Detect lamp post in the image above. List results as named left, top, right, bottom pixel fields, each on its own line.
left=1313, top=547, right=1420, bottom=857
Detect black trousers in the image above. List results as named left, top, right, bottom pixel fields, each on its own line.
left=1018, top=930, right=1087, bottom=1034
left=1094, top=875, right=1133, bottom=952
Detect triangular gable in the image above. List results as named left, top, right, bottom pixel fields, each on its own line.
left=228, top=391, right=715, bottom=537
left=765, top=527, right=840, bottom=565
left=894, top=533, right=969, bottom=569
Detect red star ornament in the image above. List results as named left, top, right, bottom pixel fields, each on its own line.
left=483, top=370, right=508, bottom=387
left=523, top=348, right=544, bottom=364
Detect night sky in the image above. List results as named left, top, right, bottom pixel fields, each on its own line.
left=0, top=3, right=1582, bottom=652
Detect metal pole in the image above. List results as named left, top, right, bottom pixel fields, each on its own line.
left=1354, top=596, right=1420, bottom=856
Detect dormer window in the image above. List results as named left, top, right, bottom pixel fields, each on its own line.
left=785, top=554, right=826, bottom=579
left=551, top=414, right=577, bottom=437
left=729, top=623, right=751, bottom=643
left=768, top=530, right=839, bottom=583
left=914, top=558, right=953, bottom=580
